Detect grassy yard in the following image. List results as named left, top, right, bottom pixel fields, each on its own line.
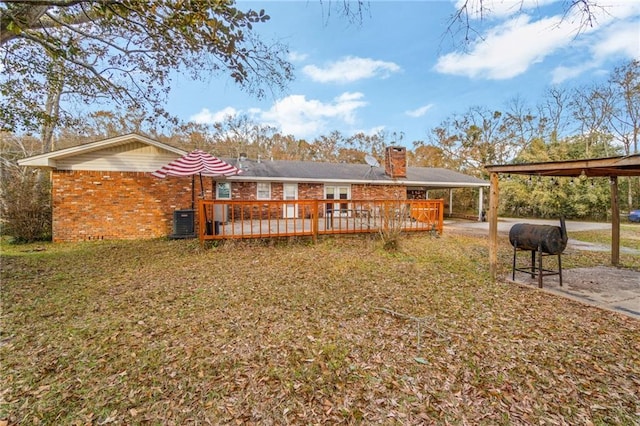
left=1, top=232, right=639, bottom=425
left=570, top=223, right=640, bottom=251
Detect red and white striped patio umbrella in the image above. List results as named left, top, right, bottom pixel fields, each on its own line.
left=152, top=149, right=241, bottom=178
left=153, top=149, right=241, bottom=211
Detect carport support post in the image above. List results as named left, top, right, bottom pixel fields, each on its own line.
left=489, top=172, right=499, bottom=280
left=611, top=176, right=620, bottom=266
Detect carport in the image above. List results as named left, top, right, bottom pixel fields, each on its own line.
left=485, top=154, right=640, bottom=280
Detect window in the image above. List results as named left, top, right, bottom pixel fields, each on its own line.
left=325, top=185, right=350, bottom=214
left=216, top=182, right=231, bottom=199
left=257, top=182, right=271, bottom=200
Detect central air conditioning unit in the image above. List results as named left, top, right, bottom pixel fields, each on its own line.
left=171, top=209, right=195, bottom=239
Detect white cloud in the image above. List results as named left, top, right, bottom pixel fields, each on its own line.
left=347, top=125, right=387, bottom=138
left=187, top=94, right=368, bottom=139
left=258, top=92, right=367, bottom=138
left=405, top=104, right=434, bottom=118
left=438, top=2, right=640, bottom=81
left=288, top=51, right=308, bottom=62
left=365, top=125, right=386, bottom=135
left=552, top=15, right=640, bottom=83
left=455, top=0, right=557, bottom=20
left=190, top=107, right=238, bottom=124
left=551, top=64, right=592, bottom=84
left=592, top=21, right=640, bottom=61
left=303, top=56, right=401, bottom=83
left=436, top=13, right=580, bottom=79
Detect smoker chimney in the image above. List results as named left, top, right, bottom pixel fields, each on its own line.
left=384, top=146, right=407, bottom=178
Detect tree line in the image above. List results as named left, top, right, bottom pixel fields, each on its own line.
left=2, top=59, right=638, bottom=242
left=2, top=59, right=639, bottom=241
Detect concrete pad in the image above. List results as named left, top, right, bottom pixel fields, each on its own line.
left=507, top=266, right=640, bottom=320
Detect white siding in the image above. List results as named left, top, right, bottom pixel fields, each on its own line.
left=54, top=142, right=181, bottom=172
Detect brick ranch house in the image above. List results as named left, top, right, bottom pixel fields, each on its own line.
left=18, top=133, right=489, bottom=242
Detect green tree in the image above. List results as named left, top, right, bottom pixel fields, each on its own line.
left=569, top=84, right=615, bottom=158
left=0, top=133, right=52, bottom=241
left=501, top=136, right=616, bottom=220
left=409, top=143, right=448, bottom=168
left=607, top=60, right=640, bottom=210
left=428, top=106, right=518, bottom=177
left=1, top=1, right=293, bottom=149
left=345, top=131, right=386, bottom=160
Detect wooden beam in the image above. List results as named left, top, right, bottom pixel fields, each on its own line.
left=611, top=176, right=620, bottom=266
left=489, top=173, right=499, bottom=280
left=485, top=154, right=640, bottom=177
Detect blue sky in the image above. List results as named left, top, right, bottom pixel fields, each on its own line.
left=167, top=0, right=640, bottom=146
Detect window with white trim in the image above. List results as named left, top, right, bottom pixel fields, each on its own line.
left=216, top=182, right=231, bottom=199
left=325, top=185, right=351, bottom=215
left=257, top=182, right=271, bottom=200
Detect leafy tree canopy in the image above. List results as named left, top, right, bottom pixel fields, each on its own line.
left=0, top=0, right=293, bottom=134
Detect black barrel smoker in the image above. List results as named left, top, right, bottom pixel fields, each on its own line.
left=509, top=218, right=568, bottom=288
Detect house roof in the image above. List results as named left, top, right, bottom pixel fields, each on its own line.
left=18, top=133, right=487, bottom=188
left=18, top=133, right=186, bottom=168
left=17, top=133, right=186, bottom=170
left=226, top=158, right=488, bottom=189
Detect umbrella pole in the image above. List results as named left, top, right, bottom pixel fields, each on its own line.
left=191, top=175, right=195, bottom=210
left=200, top=173, right=208, bottom=225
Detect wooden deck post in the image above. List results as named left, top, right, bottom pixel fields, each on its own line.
left=489, top=172, right=499, bottom=280
left=312, top=201, right=319, bottom=243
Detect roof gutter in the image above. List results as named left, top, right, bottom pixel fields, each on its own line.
left=225, top=175, right=489, bottom=187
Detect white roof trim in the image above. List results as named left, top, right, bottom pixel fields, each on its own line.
left=17, top=133, right=187, bottom=168
left=224, top=175, right=489, bottom=187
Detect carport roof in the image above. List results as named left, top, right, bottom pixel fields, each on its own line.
left=485, top=154, right=640, bottom=177
left=484, top=153, right=640, bottom=280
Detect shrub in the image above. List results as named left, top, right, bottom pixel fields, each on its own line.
left=0, top=168, right=52, bottom=242
left=378, top=200, right=407, bottom=251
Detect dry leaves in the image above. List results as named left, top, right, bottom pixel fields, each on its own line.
left=1, top=234, right=639, bottom=425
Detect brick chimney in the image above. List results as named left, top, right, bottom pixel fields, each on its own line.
left=384, top=146, right=407, bottom=178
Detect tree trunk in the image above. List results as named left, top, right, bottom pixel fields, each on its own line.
left=41, top=68, right=64, bottom=153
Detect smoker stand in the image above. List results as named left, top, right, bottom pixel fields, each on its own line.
left=512, top=244, right=563, bottom=288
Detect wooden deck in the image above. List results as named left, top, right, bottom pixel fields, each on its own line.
left=197, top=199, right=444, bottom=242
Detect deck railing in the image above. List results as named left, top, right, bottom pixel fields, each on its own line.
left=197, top=199, right=444, bottom=242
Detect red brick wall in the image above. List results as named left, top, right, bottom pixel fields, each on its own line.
left=51, top=173, right=411, bottom=241
left=298, top=183, right=323, bottom=199
left=352, top=184, right=406, bottom=200
left=230, top=182, right=324, bottom=201
left=228, top=182, right=324, bottom=219
left=384, top=146, right=407, bottom=178
left=52, top=170, right=192, bottom=242
left=231, top=182, right=257, bottom=201
left=230, top=182, right=405, bottom=201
